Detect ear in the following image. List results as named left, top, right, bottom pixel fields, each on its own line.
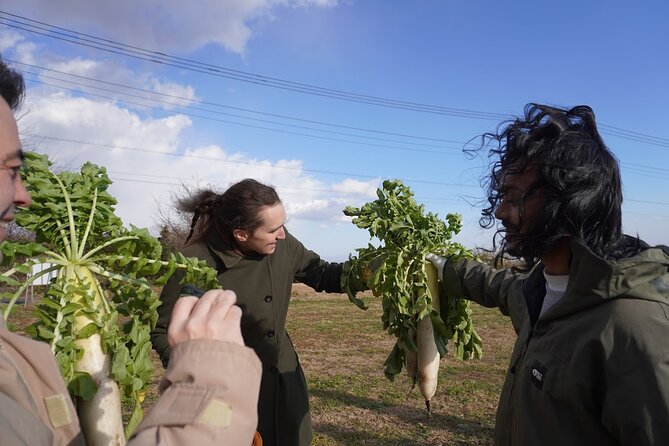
left=233, top=229, right=248, bottom=242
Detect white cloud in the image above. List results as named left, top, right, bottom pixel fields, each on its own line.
left=14, top=42, right=38, bottom=65
left=17, top=91, right=366, bottom=236
left=0, top=29, right=24, bottom=52
left=147, top=78, right=197, bottom=108
left=40, top=58, right=197, bottom=111
left=10, top=0, right=338, bottom=55
left=49, top=58, right=100, bottom=77
left=0, top=29, right=37, bottom=65
left=23, top=92, right=190, bottom=154
left=286, top=198, right=350, bottom=221
left=287, top=0, right=340, bottom=8
left=332, top=178, right=379, bottom=196
left=279, top=177, right=379, bottom=222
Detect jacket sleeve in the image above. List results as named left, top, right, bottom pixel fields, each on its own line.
left=128, top=339, right=262, bottom=446
left=151, top=243, right=220, bottom=368
left=441, top=258, right=528, bottom=333
left=150, top=268, right=185, bottom=368
left=287, top=231, right=344, bottom=293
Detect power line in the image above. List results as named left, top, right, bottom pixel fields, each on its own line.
left=623, top=167, right=669, bottom=182
left=0, top=12, right=510, bottom=119
left=20, top=74, right=669, bottom=182
left=599, top=124, right=669, bottom=148
left=3, top=13, right=667, bottom=150
left=22, top=132, right=480, bottom=189
left=9, top=59, right=464, bottom=145
left=23, top=133, right=669, bottom=208
left=4, top=11, right=668, bottom=196
left=17, top=65, right=669, bottom=168
left=23, top=77, right=460, bottom=155
left=19, top=72, right=463, bottom=151
left=14, top=70, right=669, bottom=185
left=624, top=210, right=669, bottom=220
left=106, top=169, right=465, bottom=204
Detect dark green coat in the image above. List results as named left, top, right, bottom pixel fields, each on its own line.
left=441, top=238, right=669, bottom=445
left=151, top=229, right=345, bottom=446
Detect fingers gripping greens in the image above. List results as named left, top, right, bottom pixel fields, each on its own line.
left=343, top=180, right=483, bottom=411
left=0, top=152, right=219, bottom=443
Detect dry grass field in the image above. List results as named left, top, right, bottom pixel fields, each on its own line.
left=8, top=283, right=516, bottom=445
left=287, top=284, right=515, bottom=445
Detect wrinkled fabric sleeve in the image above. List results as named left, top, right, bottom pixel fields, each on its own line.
left=129, top=339, right=262, bottom=446
left=340, top=260, right=365, bottom=292
left=151, top=269, right=186, bottom=368
left=151, top=244, right=219, bottom=368
left=441, top=258, right=528, bottom=332
left=287, top=232, right=344, bottom=293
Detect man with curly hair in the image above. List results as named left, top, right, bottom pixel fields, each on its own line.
left=428, top=103, right=669, bottom=445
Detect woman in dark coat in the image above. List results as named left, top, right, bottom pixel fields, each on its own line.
left=151, top=178, right=365, bottom=446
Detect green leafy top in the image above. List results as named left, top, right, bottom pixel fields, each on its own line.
left=16, top=153, right=121, bottom=250
left=344, top=179, right=482, bottom=379
left=0, top=152, right=218, bottom=437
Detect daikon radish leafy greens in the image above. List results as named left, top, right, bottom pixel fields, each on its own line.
left=343, top=179, right=483, bottom=383
left=0, top=152, right=219, bottom=442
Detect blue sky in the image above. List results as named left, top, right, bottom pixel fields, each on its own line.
left=1, top=1, right=667, bottom=260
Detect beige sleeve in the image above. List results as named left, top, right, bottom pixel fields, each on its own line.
left=128, top=339, right=261, bottom=446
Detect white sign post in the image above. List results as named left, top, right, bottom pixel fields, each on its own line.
left=25, top=262, right=57, bottom=305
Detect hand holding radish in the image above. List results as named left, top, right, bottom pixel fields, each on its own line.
left=168, top=289, right=244, bottom=347
left=425, top=253, right=447, bottom=281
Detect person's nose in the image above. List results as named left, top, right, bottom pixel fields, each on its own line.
left=14, top=176, right=32, bottom=208
left=494, top=201, right=508, bottom=222
left=276, top=226, right=286, bottom=240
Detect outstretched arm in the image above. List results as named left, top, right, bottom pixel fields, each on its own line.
left=427, top=254, right=528, bottom=333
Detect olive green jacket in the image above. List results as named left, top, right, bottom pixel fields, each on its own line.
left=151, top=229, right=346, bottom=446
left=441, top=239, right=669, bottom=446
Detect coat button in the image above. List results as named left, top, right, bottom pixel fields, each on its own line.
left=264, top=295, right=272, bottom=302
left=267, top=330, right=275, bottom=338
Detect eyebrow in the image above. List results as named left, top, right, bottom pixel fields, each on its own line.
left=270, top=223, right=285, bottom=232
left=499, top=182, right=522, bottom=193
left=269, top=218, right=287, bottom=232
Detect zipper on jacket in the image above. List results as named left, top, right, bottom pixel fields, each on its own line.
left=510, top=328, right=533, bottom=374
left=508, top=328, right=533, bottom=443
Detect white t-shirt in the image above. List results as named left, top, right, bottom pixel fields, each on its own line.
left=540, top=270, right=569, bottom=318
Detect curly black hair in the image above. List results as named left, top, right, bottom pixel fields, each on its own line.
left=0, top=57, right=25, bottom=111
left=479, top=103, right=625, bottom=269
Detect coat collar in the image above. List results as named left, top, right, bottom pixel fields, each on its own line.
left=533, top=237, right=669, bottom=322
